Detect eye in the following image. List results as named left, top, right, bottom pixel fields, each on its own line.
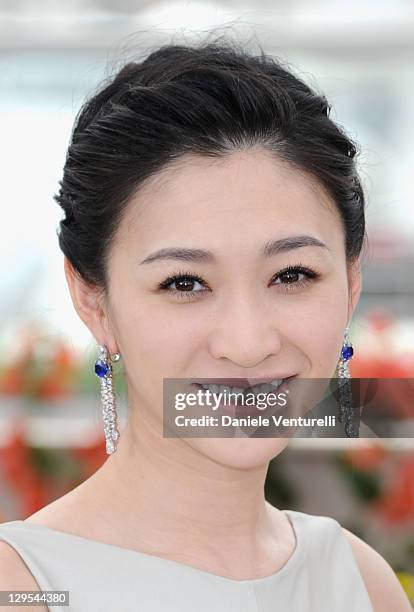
left=157, top=271, right=209, bottom=301
left=157, top=264, right=319, bottom=301
left=271, top=265, right=318, bottom=291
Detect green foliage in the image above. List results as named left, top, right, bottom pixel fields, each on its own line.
left=334, top=454, right=382, bottom=502
left=30, top=447, right=82, bottom=482
left=265, top=459, right=298, bottom=508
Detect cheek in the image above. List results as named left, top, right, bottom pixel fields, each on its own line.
left=277, top=280, right=349, bottom=375
left=132, top=296, right=205, bottom=358
left=313, top=280, right=349, bottom=369
left=114, top=299, right=201, bottom=395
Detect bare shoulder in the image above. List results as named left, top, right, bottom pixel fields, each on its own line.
left=0, top=541, right=48, bottom=611
left=341, top=527, right=412, bottom=612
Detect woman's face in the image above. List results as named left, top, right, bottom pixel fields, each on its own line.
left=71, top=149, right=361, bottom=469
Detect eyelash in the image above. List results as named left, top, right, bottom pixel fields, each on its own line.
left=157, top=263, right=320, bottom=302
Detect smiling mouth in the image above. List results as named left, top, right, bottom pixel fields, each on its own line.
left=192, top=375, right=297, bottom=394
left=192, top=377, right=297, bottom=409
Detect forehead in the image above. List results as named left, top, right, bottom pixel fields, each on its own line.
left=119, top=149, right=342, bottom=254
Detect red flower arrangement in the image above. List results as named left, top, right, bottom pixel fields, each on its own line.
left=0, top=325, right=78, bottom=401
left=342, top=444, right=414, bottom=526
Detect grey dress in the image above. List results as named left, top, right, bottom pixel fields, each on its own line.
left=0, top=509, right=373, bottom=611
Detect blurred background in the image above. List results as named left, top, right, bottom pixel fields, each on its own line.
left=0, top=0, right=413, bottom=603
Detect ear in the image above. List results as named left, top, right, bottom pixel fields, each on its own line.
left=63, top=257, right=118, bottom=355
left=347, top=258, right=362, bottom=321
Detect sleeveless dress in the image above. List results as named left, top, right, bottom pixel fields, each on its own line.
left=0, top=509, right=373, bottom=612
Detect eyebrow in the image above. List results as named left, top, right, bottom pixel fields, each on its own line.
left=140, top=235, right=329, bottom=265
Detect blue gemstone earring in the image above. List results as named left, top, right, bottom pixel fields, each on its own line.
left=336, top=325, right=359, bottom=437
left=94, top=344, right=121, bottom=454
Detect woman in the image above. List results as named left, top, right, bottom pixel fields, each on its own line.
left=0, top=37, right=411, bottom=611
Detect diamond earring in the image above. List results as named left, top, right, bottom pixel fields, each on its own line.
left=94, top=344, right=121, bottom=454
left=336, top=325, right=359, bottom=437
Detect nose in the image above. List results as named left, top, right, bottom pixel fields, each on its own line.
left=208, top=297, right=283, bottom=368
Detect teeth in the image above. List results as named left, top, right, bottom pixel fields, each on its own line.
left=199, top=380, right=284, bottom=395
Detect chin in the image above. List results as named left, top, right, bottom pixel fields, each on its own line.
left=190, top=437, right=289, bottom=470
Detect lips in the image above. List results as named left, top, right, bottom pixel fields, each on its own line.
left=192, top=375, right=297, bottom=389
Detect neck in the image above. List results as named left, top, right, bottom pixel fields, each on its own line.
left=82, top=399, right=280, bottom=571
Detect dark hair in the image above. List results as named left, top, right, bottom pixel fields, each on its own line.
left=55, top=36, right=366, bottom=294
